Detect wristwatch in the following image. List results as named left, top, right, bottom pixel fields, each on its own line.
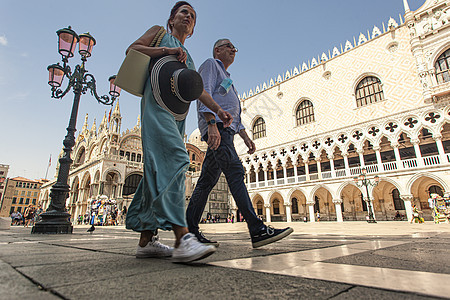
left=207, top=119, right=217, bottom=126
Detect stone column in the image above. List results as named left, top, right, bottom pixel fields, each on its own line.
left=401, top=195, right=413, bottom=222
left=307, top=202, right=315, bottom=223
left=305, top=161, right=310, bottom=181
left=285, top=203, right=292, bottom=222
left=333, top=199, right=343, bottom=222
left=329, top=155, right=335, bottom=178
left=263, top=166, right=268, bottom=185
left=273, top=164, right=278, bottom=182
left=316, top=158, right=322, bottom=180
left=343, top=153, right=350, bottom=175
left=392, top=144, right=403, bottom=169
left=255, top=168, right=259, bottom=183
left=434, top=136, right=447, bottom=163
left=412, top=139, right=424, bottom=167
left=282, top=163, right=287, bottom=184
left=374, top=146, right=383, bottom=172
left=358, top=150, right=365, bottom=167
left=265, top=203, right=271, bottom=222
left=293, top=162, right=298, bottom=181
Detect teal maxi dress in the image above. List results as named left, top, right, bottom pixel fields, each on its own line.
left=126, top=33, right=195, bottom=232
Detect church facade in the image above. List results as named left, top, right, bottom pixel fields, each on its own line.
left=235, top=0, right=450, bottom=222
left=39, top=104, right=231, bottom=223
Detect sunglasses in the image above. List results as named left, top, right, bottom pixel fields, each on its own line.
left=217, top=43, right=238, bottom=52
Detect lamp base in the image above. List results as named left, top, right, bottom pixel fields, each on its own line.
left=31, top=210, right=73, bottom=234
left=367, top=219, right=377, bottom=224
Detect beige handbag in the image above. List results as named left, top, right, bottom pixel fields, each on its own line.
left=114, top=26, right=166, bottom=97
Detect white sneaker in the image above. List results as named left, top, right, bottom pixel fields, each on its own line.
left=135, top=235, right=173, bottom=258
left=172, top=233, right=216, bottom=263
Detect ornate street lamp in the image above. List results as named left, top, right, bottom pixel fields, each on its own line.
left=353, top=167, right=379, bottom=223
left=32, top=26, right=120, bottom=234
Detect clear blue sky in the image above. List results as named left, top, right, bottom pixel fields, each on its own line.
left=0, top=0, right=425, bottom=179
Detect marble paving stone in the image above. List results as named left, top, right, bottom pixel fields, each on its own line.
left=331, top=286, right=437, bottom=300
left=53, top=264, right=351, bottom=299
left=325, top=241, right=450, bottom=274
left=16, top=254, right=179, bottom=288
left=0, top=261, right=60, bottom=299
left=1, top=250, right=130, bottom=268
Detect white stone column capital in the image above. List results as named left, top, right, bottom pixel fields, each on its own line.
left=332, top=198, right=343, bottom=204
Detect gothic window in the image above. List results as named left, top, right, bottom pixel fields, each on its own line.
left=125, top=152, right=130, bottom=161
left=131, top=153, right=136, bottom=161
left=292, top=197, right=299, bottom=214
left=435, top=48, right=450, bottom=84
left=273, top=199, right=280, bottom=215
left=252, top=117, right=266, bottom=140
left=355, top=76, right=384, bottom=107
left=296, top=100, right=315, bottom=126
left=392, top=189, right=405, bottom=210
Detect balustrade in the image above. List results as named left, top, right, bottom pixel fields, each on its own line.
left=382, top=161, right=397, bottom=171
left=423, top=154, right=440, bottom=166
left=244, top=150, right=448, bottom=190
left=322, top=171, right=332, bottom=179
left=402, top=158, right=418, bottom=169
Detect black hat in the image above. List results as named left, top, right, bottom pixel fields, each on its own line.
left=150, top=55, right=203, bottom=121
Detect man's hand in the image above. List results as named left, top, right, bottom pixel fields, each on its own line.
left=207, top=125, right=221, bottom=150
left=239, top=129, right=256, bottom=154
left=217, top=108, right=233, bottom=127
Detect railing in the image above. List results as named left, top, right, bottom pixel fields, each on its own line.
left=349, top=166, right=361, bottom=176
left=245, top=154, right=449, bottom=190
left=322, top=171, right=332, bottom=179
left=383, top=161, right=397, bottom=171
left=402, top=158, right=418, bottom=169
left=127, top=161, right=143, bottom=168
left=297, top=175, right=307, bottom=182
left=335, top=169, right=347, bottom=177
left=423, top=155, right=440, bottom=166
left=310, top=173, right=319, bottom=180
left=365, top=164, right=378, bottom=174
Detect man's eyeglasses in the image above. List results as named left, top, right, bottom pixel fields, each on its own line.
left=217, top=43, right=238, bottom=52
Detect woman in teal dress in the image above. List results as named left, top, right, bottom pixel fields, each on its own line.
left=125, top=1, right=232, bottom=263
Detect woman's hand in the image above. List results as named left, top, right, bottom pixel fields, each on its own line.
left=166, top=47, right=187, bottom=63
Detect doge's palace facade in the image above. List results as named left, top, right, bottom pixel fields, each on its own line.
left=236, top=0, right=450, bottom=222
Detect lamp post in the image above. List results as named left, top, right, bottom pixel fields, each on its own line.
left=32, top=26, right=121, bottom=234
left=353, top=167, right=379, bottom=223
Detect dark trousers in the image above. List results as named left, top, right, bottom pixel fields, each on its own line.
left=186, top=124, right=264, bottom=235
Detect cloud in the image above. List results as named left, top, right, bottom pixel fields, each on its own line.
left=0, top=35, right=7, bottom=46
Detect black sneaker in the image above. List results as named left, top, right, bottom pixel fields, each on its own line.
left=251, top=225, right=293, bottom=248
left=193, top=231, right=219, bottom=247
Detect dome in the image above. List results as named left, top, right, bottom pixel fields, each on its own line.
left=188, top=128, right=208, bottom=151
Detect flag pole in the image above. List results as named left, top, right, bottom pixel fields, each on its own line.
left=45, top=154, right=51, bottom=180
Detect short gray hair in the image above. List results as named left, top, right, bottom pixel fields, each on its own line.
left=213, top=38, right=230, bottom=58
